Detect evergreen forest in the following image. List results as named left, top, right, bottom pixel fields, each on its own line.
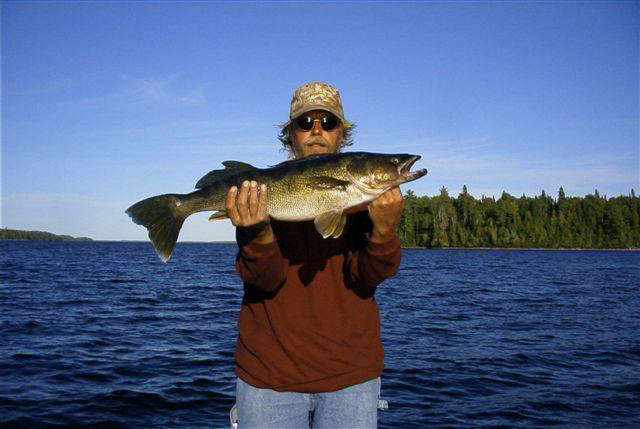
left=398, top=187, right=639, bottom=249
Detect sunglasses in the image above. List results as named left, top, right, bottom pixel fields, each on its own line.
left=294, top=114, right=340, bottom=131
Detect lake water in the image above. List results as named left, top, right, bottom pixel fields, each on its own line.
left=1, top=241, right=639, bottom=428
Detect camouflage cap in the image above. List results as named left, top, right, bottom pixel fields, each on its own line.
left=283, top=82, right=347, bottom=127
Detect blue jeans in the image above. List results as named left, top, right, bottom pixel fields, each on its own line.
left=235, top=377, right=381, bottom=429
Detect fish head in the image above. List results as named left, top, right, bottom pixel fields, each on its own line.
left=347, top=153, right=428, bottom=194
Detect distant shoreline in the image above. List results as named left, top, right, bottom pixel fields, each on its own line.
left=80, top=241, right=640, bottom=250
left=112, top=240, right=236, bottom=244
left=402, top=246, right=640, bottom=252
left=2, top=232, right=637, bottom=251
left=0, top=228, right=92, bottom=242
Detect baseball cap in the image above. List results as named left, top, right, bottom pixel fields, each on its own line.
left=282, top=82, right=348, bottom=128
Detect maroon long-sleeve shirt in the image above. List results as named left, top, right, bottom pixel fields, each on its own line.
left=233, top=211, right=401, bottom=393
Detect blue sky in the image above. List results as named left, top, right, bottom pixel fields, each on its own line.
left=2, top=1, right=638, bottom=242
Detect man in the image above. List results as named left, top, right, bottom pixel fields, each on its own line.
left=226, top=83, right=405, bottom=428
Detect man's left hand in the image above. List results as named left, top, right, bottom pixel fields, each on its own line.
left=368, top=187, right=404, bottom=243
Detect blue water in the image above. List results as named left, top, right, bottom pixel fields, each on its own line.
left=1, top=241, right=639, bottom=428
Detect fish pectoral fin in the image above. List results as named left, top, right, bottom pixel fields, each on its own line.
left=306, top=176, right=350, bottom=191
left=314, top=209, right=347, bottom=239
left=331, top=210, right=347, bottom=238
left=208, top=211, right=229, bottom=221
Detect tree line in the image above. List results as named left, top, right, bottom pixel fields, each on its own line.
left=398, top=187, right=639, bottom=249
left=0, top=228, right=92, bottom=241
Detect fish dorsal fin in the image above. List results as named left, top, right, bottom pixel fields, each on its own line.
left=222, top=161, right=254, bottom=169
left=269, top=153, right=337, bottom=168
left=195, top=161, right=256, bottom=189
left=306, top=176, right=350, bottom=191
left=314, top=209, right=347, bottom=239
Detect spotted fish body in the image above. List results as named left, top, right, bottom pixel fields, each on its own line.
left=126, top=152, right=427, bottom=262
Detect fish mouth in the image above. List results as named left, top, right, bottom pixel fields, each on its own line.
left=399, top=155, right=428, bottom=180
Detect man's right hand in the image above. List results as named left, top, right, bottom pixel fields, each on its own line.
left=226, top=180, right=274, bottom=244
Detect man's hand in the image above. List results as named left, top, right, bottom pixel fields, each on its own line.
left=368, top=187, right=405, bottom=243
left=226, top=180, right=274, bottom=244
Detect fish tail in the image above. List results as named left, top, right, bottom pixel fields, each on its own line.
left=125, top=193, right=189, bottom=262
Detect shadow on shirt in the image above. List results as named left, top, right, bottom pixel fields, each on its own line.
left=242, top=211, right=376, bottom=303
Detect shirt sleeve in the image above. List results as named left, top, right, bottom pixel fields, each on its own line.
left=349, top=236, right=401, bottom=293
left=344, top=211, right=402, bottom=296
left=235, top=239, right=286, bottom=292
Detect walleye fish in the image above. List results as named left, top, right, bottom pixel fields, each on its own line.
left=126, top=152, right=427, bottom=262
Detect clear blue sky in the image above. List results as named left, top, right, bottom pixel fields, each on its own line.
left=2, top=1, right=638, bottom=241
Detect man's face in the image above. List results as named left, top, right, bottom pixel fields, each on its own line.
left=291, top=110, right=343, bottom=158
